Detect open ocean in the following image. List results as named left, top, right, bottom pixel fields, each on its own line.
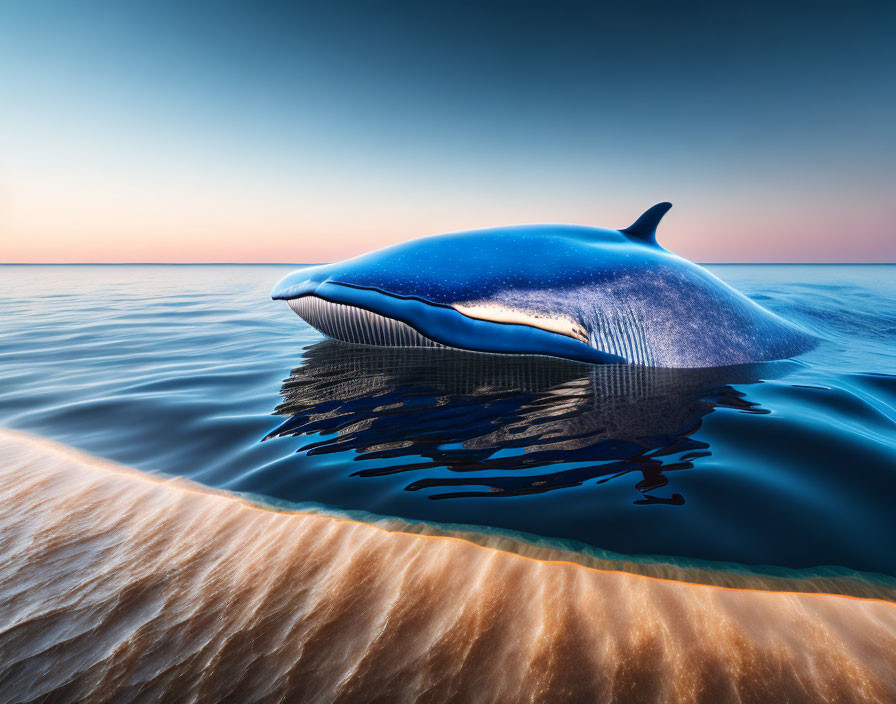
left=1, top=264, right=895, bottom=585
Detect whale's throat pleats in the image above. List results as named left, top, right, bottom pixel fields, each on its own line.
left=587, top=307, right=656, bottom=366
left=289, top=296, right=444, bottom=348
left=290, top=295, right=659, bottom=364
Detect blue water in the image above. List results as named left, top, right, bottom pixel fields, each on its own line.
left=1, top=264, right=895, bottom=579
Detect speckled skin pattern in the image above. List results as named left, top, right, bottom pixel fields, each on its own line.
left=272, top=223, right=816, bottom=367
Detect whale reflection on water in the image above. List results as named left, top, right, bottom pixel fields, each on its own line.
left=261, top=341, right=896, bottom=587
left=267, top=341, right=787, bottom=503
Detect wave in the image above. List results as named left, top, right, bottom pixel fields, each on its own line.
left=2, top=430, right=895, bottom=703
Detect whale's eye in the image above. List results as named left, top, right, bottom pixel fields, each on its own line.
left=289, top=296, right=443, bottom=348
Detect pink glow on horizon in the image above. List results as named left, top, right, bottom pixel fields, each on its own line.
left=3, top=203, right=894, bottom=264
left=2, top=160, right=894, bottom=263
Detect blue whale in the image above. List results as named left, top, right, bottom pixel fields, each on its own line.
left=272, top=203, right=816, bottom=367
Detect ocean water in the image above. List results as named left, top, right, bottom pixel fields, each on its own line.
left=1, top=264, right=895, bottom=582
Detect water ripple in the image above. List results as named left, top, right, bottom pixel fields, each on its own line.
left=1, top=264, right=895, bottom=581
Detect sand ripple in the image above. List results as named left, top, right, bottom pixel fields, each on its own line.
left=1, top=430, right=895, bottom=703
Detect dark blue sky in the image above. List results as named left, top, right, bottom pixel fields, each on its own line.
left=1, top=0, right=894, bottom=261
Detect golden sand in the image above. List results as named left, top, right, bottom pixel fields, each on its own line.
left=1, top=430, right=894, bottom=703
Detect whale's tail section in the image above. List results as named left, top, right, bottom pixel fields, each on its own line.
left=620, top=202, right=672, bottom=246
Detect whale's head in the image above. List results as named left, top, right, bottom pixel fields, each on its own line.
left=272, top=203, right=815, bottom=367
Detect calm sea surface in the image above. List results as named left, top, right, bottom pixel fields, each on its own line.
left=1, top=264, right=894, bottom=580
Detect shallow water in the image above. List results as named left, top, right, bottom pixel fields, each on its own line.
left=3, top=430, right=895, bottom=704
left=1, top=264, right=895, bottom=582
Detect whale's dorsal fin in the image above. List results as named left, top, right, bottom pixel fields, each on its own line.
left=620, top=202, right=672, bottom=246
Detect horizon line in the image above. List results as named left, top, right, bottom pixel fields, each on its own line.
left=2, top=262, right=895, bottom=266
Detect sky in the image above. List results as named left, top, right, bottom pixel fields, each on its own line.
left=0, top=0, right=894, bottom=263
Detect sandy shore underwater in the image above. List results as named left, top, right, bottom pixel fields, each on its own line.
left=1, top=431, right=895, bottom=703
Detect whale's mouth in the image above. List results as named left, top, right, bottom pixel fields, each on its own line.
left=274, top=281, right=625, bottom=364
left=288, top=296, right=445, bottom=348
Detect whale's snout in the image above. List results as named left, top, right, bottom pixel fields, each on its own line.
left=271, top=268, right=318, bottom=301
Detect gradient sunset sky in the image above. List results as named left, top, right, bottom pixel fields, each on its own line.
left=1, top=1, right=894, bottom=263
